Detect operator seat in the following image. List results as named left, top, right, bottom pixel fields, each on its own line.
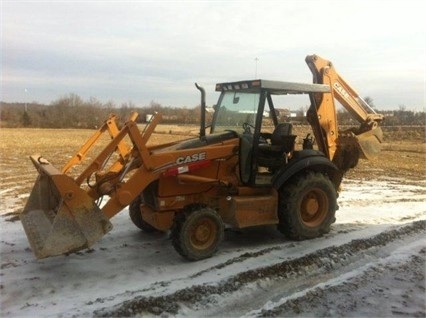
left=257, top=123, right=296, bottom=170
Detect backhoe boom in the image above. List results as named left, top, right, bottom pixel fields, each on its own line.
left=305, top=54, right=384, bottom=166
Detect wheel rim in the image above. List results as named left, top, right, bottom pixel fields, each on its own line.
left=189, top=217, right=217, bottom=250
left=300, top=188, right=329, bottom=227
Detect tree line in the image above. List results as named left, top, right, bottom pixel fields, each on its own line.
left=1, top=93, right=424, bottom=129
left=0, top=94, right=203, bottom=129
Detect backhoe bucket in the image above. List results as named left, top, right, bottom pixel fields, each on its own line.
left=355, top=126, right=383, bottom=160
left=20, top=156, right=113, bottom=259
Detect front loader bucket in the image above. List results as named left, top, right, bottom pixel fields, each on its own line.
left=20, top=156, right=113, bottom=259
left=355, top=126, right=383, bottom=160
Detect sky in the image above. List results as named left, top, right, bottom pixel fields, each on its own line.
left=1, top=0, right=425, bottom=110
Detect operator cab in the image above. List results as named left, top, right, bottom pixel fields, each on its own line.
left=211, top=79, right=330, bottom=186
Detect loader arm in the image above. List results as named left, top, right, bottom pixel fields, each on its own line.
left=305, top=54, right=384, bottom=169
left=62, top=112, right=138, bottom=174
left=20, top=113, right=164, bottom=258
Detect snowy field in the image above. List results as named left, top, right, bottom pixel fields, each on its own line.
left=1, top=177, right=425, bottom=317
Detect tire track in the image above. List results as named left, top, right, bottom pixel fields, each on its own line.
left=94, top=219, right=425, bottom=317
left=250, top=248, right=425, bottom=317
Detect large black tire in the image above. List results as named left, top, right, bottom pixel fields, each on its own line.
left=171, top=206, right=224, bottom=261
left=129, top=197, right=159, bottom=233
left=277, top=172, right=337, bottom=240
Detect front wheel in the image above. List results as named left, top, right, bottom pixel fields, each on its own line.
left=278, top=172, right=337, bottom=240
left=171, top=206, right=224, bottom=261
left=129, top=197, right=159, bottom=233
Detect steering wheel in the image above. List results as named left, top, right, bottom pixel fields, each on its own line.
left=242, top=122, right=255, bottom=134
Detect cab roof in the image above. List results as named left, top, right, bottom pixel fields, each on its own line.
left=215, top=79, right=330, bottom=95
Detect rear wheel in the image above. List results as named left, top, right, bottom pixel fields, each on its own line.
left=129, top=197, right=158, bottom=233
left=171, top=206, right=224, bottom=261
left=278, top=172, right=337, bottom=240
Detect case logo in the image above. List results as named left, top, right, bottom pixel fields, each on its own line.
left=176, top=152, right=207, bottom=165
left=333, top=82, right=350, bottom=100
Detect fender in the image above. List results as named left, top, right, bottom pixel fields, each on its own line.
left=272, top=150, right=338, bottom=189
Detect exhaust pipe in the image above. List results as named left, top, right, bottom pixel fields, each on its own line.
left=195, top=83, right=206, bottom=138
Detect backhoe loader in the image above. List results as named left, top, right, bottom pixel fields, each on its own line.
left=20, top=54, right=384, bottom=260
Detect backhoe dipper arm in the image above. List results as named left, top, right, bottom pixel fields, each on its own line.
left=305, top=54, right=384, bottom=164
